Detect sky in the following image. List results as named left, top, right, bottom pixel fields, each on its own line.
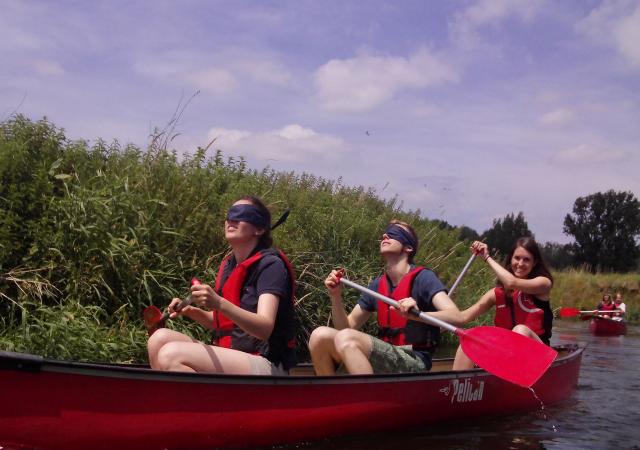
left=2, top=0, right=639, bottom=244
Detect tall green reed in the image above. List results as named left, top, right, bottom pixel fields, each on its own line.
left=0, top=116, right=494, bottom=362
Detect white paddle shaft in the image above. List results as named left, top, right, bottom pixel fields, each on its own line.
left=339, top=277, right=459, bottom=334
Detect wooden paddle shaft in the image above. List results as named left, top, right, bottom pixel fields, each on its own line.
left=448, top=254, right=476, bottom=297
left=339, top=277, right=459, bottom=334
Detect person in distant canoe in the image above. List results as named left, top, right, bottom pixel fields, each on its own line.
left=147, top=196, right=297, bottom=375
left=612, top=292, right=626, bottom=320
left=308, top=220, right=464, bottom=375
left=453, top=237, right=554, bottom=371
left=596, top=293, right=616, bottom=318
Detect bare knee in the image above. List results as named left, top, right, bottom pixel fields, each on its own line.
left=148, top=328, right=172, bottom=350
left=156, top=342, right=187, bottom=371
left=309, top=326, right=337, bottom=352
left=512, top=324, right=533, bottom=337
left=333, top=329, right=366, bottom=355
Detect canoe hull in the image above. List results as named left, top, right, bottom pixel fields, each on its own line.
left=0, top=345, right=583, bottom=450
left=589, top=317, right=627, bottom=336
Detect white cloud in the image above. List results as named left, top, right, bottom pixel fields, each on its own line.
left=207, top=124, right=345, bottom=163
left=313, top=49, right=457, bottom=112
left=551, top=144, right=628, bottom=165
left=133, top=51, right=293, bottom=94
left=450, top=0, right=545, bottom=48
left=183, top=68, right=238, bottom=95
left=32, top=60, right=65, bottom=76
left=539, top=108, right=574, bottom=126
left=614, top=6, right=640, bottom=67
left=577, top=0, right=640, bottom=68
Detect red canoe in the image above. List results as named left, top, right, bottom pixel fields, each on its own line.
left=0, top=345, right=583, bottom=450
left=589, top=316, right=627, bottom=336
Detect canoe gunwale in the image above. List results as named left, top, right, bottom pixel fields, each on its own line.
left=0, top=343, right=582, bottom=386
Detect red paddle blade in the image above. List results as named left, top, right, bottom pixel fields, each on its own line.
left=559, top=307, right=580, bottom=318
left=143, top=305, right=165, bottom=335
left=459, top=326, right=558, bottom=388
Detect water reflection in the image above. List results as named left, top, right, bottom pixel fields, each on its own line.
left=286, top=321, right=640, bottom=450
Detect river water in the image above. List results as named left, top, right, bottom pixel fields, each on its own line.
left=294, top=320, right=640, bottom=450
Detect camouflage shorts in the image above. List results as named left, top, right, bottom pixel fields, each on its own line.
left=368, top=336, right=428, bottom=374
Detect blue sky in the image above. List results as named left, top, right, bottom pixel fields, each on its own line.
left=2, top=0, right=639, bottom=243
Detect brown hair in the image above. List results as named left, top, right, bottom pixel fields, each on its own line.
left=389, top=219, right=419, bottom=263
left=234, top=195, right=273, bottom=248
left=502, top=236, right=553, bottom=284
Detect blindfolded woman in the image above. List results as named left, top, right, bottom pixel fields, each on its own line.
left=147, top=196, right=297, bottom=375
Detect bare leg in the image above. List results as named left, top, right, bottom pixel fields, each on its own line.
left=155, top=341, right=253, bottom=374
left=333, top=329, right=374, bottom=375
left=512, top=324, right=543, bottom=342
left=452, top=344, right=474, bottom=371
left=147, top=328, right=197, bottom=369
left=308, top=326, right=341, bottom=375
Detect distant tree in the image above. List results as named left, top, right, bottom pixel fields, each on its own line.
left=563, top=190, right=640, bottom=272
left=540, top=242, right=574, bottom=270
left=481, top=212, right=533, bottom=257
left=434, top=219, right=454, bottom=231
left=458, top=225, right=480, bottom=242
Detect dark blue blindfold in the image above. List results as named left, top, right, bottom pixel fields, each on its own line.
left=384, top=224, right=417, bottom=250
left=227, top=204, right=270, bottom=229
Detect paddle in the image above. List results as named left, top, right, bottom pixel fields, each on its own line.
left=559, top=307, right=621, bottom=318
left=448, top=254, right=476, bottom=297
left=144, top=278, right=201, bottom=335
left=338, top=276, right=557, bottom=388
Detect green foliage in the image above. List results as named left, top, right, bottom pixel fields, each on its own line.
left=541, top=241, right=574, bottom=270
left=552, top=269, right=640, bottom=322
left=0, top=115, right=494, bottom=362
left=481, top=211, right=532, bottom=257
left=563, top=190, right=640, bottom=273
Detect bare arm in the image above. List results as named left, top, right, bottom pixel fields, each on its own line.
left=472, top=241, right=551, bottom=298
left=168, top=298, right=214, bottom=329
left=325, top=269, right=372, bottom=329
left=190, top=284, right=279, bottom=341
left=459, top=289, right=496, bottom=324
left=485, top=257, right=552, bottom=297
left=216, top=292, right=279, bottom=341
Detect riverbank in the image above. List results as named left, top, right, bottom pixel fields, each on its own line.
left=552, top=269, right=639, bottom=321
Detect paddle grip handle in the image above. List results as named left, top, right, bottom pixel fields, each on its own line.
left=338, top=277, right=459, bottom=334
left=161, top=277, right=203, bottom=322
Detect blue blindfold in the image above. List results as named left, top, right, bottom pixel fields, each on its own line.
left=226, top=204, right=270, bottom=229
left=384, top=224, right=417, bottom=250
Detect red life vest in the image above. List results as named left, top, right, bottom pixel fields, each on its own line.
left=494, top=287, right=552, bottom=339
left=213, top=248, right=296, bottom=351
left=376, top=266, right=439, bottom=349
left=599, top=302, right=616, bottom=311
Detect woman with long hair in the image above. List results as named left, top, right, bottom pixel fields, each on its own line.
left=147, top=196, right=297, bottom=375
left=453, top=237, right=554, bottom=371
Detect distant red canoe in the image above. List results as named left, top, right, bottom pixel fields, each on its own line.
left=0, top=345, right=583, bottom=450
left=589, top=316, right=627, bottom=336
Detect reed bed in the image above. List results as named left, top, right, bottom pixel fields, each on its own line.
left=3, top=116, right=635, bottom=363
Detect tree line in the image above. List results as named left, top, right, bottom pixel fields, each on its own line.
left=456, top=191, right=640, bottom=273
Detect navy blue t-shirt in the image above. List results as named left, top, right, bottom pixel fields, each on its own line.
left=217, top=249, right=297, bottom=369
